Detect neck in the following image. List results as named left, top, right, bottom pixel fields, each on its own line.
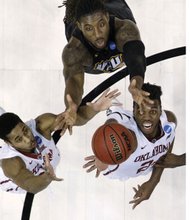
left=146, top=123, right=162, bottom=142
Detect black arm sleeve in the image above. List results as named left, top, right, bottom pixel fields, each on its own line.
left=123, top=40, right=146, bottom=80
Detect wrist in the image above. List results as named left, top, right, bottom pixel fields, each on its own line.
left=130, top=76, right=143, bottom=89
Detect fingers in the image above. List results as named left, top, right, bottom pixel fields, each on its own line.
left=86, top=165, right=96, bottom=173
left=129, top=185, right=143, bottom=209
left=55, top=110, right=76, bottom=135
left=95, top=169, right=100, bottom=178
left=44, top=154, right=50, bottom=167
left=84, top=155, right=96, bottom=161
left=102, top=88, right=111, bottom=96
left=134, top=185, right=142, bottom=198
left=44, top=154, right=63, bottom=181
left=68, top=125, right=73, bottom=135
left=83, top=160, right=95, bottom=169
left=55, top=113, right=67, bottom=131
left=106, top=89, right=121, bottom=99
left=53, top=177, right=64, bottom=181
left=83, top=155, right=101, bottom=177
left=60, top=126, right=68, bottom=136
left=129, top=197, right=143, bottom=209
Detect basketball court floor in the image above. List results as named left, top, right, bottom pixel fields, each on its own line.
left=0, top=0, right=186, bottom=219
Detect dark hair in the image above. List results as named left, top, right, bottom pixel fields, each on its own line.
left=142, top=83, right=162, bottom=101
left=0, top=113, right=23, bottom=141
left=133, top=83, right=162, bottom=107
left=62, top=0, right=106, bottom=23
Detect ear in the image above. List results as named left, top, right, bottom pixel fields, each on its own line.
left=105, top=12, right=109, bottom=21
left=76, top=21, right=82, bottom=30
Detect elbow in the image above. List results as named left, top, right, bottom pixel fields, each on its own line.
left=25, top=186, right=45, bottom=194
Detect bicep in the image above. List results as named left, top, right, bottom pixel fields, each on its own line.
left=35, top=113, right=57, bottom=136
left=165, top=110, right=177, bottom=127
left=2, top=157, right=34, bottom=187
left=62, top=40, right=86, bottom=80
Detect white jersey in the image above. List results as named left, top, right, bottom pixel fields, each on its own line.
left=0, top=119, right=60, bottom=193
left=103, top=107, right=176, bottom=180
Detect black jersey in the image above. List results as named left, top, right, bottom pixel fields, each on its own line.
left=64, top=0, right=136, bottom=74
left=73, top=16, right=125, bottom=74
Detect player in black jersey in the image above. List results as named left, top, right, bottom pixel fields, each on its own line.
left=56, top=0, right=153, bottom=135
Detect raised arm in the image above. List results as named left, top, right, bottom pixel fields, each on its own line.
left=62, top=40, right=86, bottom=108
left=129, top=138, right=175, bottom=209
left=115, top=19, right=153, bottom=110
left=75, top=88, right=121, bottom=125
left=55, top=37, right=93, bottom=134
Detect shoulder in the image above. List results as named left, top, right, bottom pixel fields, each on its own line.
left=1, top=156, right=26, bottom=178
left=62, top=36, right=92, bottom=67
left=35, top=113, right=56, bottom=137
left=114, top=18, right=141, bottom=48
left=164, top=110, right=177, bottom=126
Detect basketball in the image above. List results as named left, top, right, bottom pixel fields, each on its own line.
left=91, top=123, right=135, bottom=165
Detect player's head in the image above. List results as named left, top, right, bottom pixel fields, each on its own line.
left=64, top=0, right=110, bottom=49
left=75, top=0, right=106, bottom=21
left=0, top=113, right=37, bottom=152
left=133, top=83, right=162, bottom=138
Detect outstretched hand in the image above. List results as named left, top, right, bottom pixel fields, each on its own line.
left=55, top=94, right=77, bottom=136
left=128, top=79, right=154, bottom=113
left=86, top=88, right=122, bottom=112
left=44, top=154, right=63, bottom=181
left=83, top=155, right=108, bottom=178
left=129, top=181, right=156, bottom=209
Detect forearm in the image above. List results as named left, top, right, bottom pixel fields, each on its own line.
left=22, top=173, right=52, bottom=194
left=175, top=153, right=186, bottom=166
left=64, top=71, right=84, bottom=109
left=64, top=84, right=82, bottom=109
left=149, top=166, right=164, bottom=186
left=123, top=40, right=146, bottom=82
left=75, top=105, right=99, bottom=126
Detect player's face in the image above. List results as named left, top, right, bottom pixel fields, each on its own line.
left=78, top=11, right=110, bottom=49
left=6, top=122, right=37, bottom=152
left=133, top=100, right=162, bottom=139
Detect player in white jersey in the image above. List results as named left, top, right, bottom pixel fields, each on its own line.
left=0, top=112, right=63, bottom=194
left=83, top=83, right=180, bottom=209
left=0, top=89, right=121, bottom=194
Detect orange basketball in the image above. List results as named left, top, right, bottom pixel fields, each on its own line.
left=91, top=123, right=135, bottom=165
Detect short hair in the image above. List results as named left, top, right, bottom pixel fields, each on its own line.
left=133, top=83, right=163, bottom=108
left=63, top=0, right=106, bottom=23
left=142, top=83, right=162, bottom=102
left=0, top=113, right=23, bottom=141
left=75, top=0, right=106, bottom=22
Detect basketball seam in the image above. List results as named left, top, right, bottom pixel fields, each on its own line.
left=108, top=124, right=127, bottom=162
left=104, top=126, right=116, bottom=164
